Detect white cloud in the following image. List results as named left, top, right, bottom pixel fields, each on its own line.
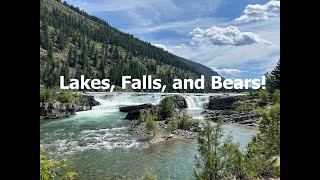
left=235, top=0, right=280, bottom=23
left=189, top=26, right=271, bottom=46
left=169, top=43, right=279, bottom=69
left=211, top=67, right=243, bottom=76
left=152, top=44, right=173, bottom=53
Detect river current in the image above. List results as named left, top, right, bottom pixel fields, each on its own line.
left=40, top=92, right=256, bottom=179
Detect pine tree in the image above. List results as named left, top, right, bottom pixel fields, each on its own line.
left=80, top=42, right=88, bottom=69
left=270, top=60, right=280, bottom=91
left=67, top=47, right=74, bottom=67
left=73, top=48, right=78, bottom=67
left=75, top=65, right=82, bottom=79
left=99, top=60, right=106, bottom=79
left=158, top=97, right=174, bottom=119
left=53, top=64, right=60, bottom=86
left=62, top=61, right=70, bottom=84
left=104, top=46, right=108, bottom=65
left=195, top=121, right=242, bottom=180
left=43, top=22, right=49, bottom=49
left=246, top=103, right=280, bottom=178
left=57, top=30, right=67, bottom=50
left=47, top=39, right=54, bottom=63
left=93, top=50, right=99, bottom=67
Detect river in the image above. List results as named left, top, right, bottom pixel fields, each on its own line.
left=40, top=92, right=257, bottom=179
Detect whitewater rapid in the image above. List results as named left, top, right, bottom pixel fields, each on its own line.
left=40, top=92, right=256, bottom=179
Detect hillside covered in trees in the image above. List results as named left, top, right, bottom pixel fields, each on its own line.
left=40, top=0, right=221, bottom=92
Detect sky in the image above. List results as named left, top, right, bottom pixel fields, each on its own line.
left=64, top=0, right=280, bottom=79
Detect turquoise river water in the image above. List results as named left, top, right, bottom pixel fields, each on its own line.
left=40, top=93, right=256, bottom=179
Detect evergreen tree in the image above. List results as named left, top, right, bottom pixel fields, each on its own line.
left=47, top=39, right=54, bottom=63
left=67, top=47, right=74, bottom=67
left=53, top=64, right=60, bottom=86
left=158, top=97, right=174, bottom=119
left=80, top=42, right=88, bottom=69
left=103, top=46, right=108, bottom=65
left=195, top=121, right=242, bottom=180
left=270, top=60, right=280, bottom=92
left=246, top=103, right=280, bottom=178
left=72, top=48, right=78, bottom=67
left=93, top=50, right=99, bottom=66
left=44, top=23, right=49, bottom=49
left=75, top=65, right=82, bottom=79
left=259, top=89, right=269, bottom=105
left=62, top=61, right=70, bottom=84
left=56, top=30, right=67, bottom=50
left=99, top=60, right=106, bottom=79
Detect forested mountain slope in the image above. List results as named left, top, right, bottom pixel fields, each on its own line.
left=40, top=0, right=221, bottom=92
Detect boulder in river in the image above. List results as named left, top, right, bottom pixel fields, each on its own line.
left=119, top=104, right=154, bottom=112
left=171, top=95, right=187, bottom=109
left=120, top=104, right=157, bottom=120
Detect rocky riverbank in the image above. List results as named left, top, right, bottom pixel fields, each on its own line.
left=129, top=120, right=199, bottom=143
left=205, top=95, right=262, bottom=127
left=40, top=94, right=100, bottom=120
left=202, top=110, right=261, bottom=127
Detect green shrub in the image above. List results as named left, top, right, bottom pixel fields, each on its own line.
left=166, top=118, right=178, bottom=134
left=239, top=95, right=250, bottom=101
left=137, top=113, right=147, bottom=125
left=158, top=97, right=174, bottom=119
left=57, top=92, right=74, bottom=103
left=249, top=90, right=259, bottom=98
left=273, top=89, right=280, bottom=103
left=178, top=113, right=199, bottom=130
left=145, top=113, right=158, bottom=139
left=40, top=88, right=53, bottom=102
left=40, top=148, right=78, bottom=180
left=231, top=101, right=242, bottom=110
left=235, top=103, right=256, bottom=114
left=259, top=89, right=269, bottom=105
left=143, top=172, right=157, bottom=180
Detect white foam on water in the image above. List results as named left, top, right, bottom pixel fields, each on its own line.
left=42, top=127, right=141, bottom=155
left=41, top=92, right=250, bottom=157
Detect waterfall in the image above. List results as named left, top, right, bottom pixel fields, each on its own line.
left=86, top=92, right=211, bottom=110
left=183, top=95, right=210, bottom=109
left=87, top=92, right=165, bottom=107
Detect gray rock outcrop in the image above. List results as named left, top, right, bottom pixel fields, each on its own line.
left=208, top=95, right=241, bottom=110
left=40, top=95, right=100, bottom=120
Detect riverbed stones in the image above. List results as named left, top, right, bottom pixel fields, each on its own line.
left=203, top=110, right=262, bottom=127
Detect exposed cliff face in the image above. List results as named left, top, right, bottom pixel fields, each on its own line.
left=40, top=95, right=100, bottom=120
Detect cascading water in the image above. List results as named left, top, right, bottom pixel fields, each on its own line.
left=41, top=93, right=166, bottom=156
left=183, top=95, right=210, bottom=109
